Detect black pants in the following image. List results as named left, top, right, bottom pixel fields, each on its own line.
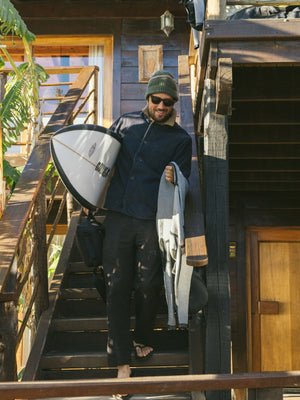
left=102, top=211, right=163, bottom=367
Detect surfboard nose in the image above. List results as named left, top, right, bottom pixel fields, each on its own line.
left=50, top=124, right=121, bottom=210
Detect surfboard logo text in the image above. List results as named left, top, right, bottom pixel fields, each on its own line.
left=95, top=162, right=111, bottom=177
left=88, top=143, right=96, bottom=158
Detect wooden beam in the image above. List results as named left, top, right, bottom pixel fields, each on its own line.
left=207, top=43, right=218, bottom=80
left=203, top=78, right=231, bottom=400
left=218, top=40, right=300, bottom=65
left=227, top=0, right=300, bottom=5
left=178, top=55, right=208, bottom=267
left=11, top=0, right=186, bottom=19
left=215, top=58, right=232, bottom=115
left=203, top=19, right=300, bottom=41
left=194, top=19, right=300, bottom=132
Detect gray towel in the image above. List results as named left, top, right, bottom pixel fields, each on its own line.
left=156, top=162, right=193, bottom=328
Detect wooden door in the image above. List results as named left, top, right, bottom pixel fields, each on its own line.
left=247, top=227, right=300, bottom=372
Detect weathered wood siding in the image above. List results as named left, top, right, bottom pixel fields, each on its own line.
left=119, top=18, right=189, bottom=116
left=228, top=65, right=300, bottom=374
left=14, top=0, right=190, bottom=121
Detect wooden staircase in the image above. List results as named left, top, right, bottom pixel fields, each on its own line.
left=22, top=210, right=196, bottom=399
left=40, top=229, right=189, bottom=382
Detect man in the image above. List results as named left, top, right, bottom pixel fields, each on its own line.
left=102, top=70, right=192, bottom=385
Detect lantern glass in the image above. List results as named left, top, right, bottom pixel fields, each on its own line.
left=160, top=10, right=174, bottom=37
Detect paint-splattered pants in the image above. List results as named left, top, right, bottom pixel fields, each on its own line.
left=102, top=211, right=163, bottom=367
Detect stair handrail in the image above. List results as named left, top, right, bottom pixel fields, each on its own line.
left=0, top=65, right=98, bottom=380
left=0, top=65, right=98, bottom=295
left=0, top=371, right=300, bottom=399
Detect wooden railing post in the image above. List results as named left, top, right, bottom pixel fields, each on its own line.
left=0, top=72, right=7, bottom=218
left=32, top=179, right=49, bottom=323
left=203, top=77, right=231, bottom=400
left=189, top=311, right=206, bottom=400
left=0, top=257, right=18, bottom=381
left=0, top=300, right=18, bottom=381
left=0, top=118, right=4, bottom=219
left=91, top=68, right=98, bottom=125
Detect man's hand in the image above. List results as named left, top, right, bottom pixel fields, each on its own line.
left=165, top=165, right=175, bottom=183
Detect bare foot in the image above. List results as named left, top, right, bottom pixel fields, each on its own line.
left=114, top=364, right=131, bottom=398
left=117, top=364, right=131, bottom=379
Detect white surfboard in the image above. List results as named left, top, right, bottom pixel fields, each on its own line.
left=50, top=124, right=122, bottom=210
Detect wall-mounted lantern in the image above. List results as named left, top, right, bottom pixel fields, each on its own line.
left=160, top=10, right=174, bottom=37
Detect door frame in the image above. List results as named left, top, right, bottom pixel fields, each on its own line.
left=246, top=226, right=300, bottom=372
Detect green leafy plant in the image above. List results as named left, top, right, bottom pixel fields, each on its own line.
left=0, top=0, right=49, bottom=191
left=48, top=243, right=62, bottom=279
left=2, top=159, right=23, bottom=198
left=45, top=161, right=59, bottom=193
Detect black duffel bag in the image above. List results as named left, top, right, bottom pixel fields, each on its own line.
left=76, top=212, right=106, bottom=302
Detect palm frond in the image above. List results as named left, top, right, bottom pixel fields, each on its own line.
left=0, top=55, right=4, bottom=69
left=1, top=77, right=30, bottom=152
left=0, top=0, right=35, bottom=42
left=3, top=158, right=21, bottom=183
left=1, top=62, right=49, bottom=152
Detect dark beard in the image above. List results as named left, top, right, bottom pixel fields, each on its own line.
left=148, top=108, right=173, bottom=123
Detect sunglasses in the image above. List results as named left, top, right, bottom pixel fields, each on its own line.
left=150, top=95, right=175, bottom=107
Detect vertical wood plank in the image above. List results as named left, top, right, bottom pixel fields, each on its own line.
left=232, top=201, right=247, bottom=374
left=0, top=300, right=18, bottom=381
left=248, top=388, right=283, bottom=400
left=91, top=69, right=98, bottom=125
left=33, top=180, right=49, bottom=322
left=259, top=242, right=291, bottom=371
left=178, top=55, right=206, bottom=400
left=0, top=254, right=18, bottom=381
left=206, top=0, right=226, bottom=20
left=189, top=312, right=206, bottom=400
left=0, top=73, right=6, bottom=218
left=250, top=231, right=261, bottom=371
left=0, top=118, right=3, bottom=219
left=290, top=242, right=300, bottom=370
left=113, top=21, right=122, bottom=121
left=203, top=78, right=231, bottom=400
left=178, top=55, right=207, bottom=266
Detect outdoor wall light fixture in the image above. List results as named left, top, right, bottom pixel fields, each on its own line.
left=160, top=10, right=174, bottom=37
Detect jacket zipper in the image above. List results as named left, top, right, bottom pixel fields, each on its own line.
left=122, top=120, right=154, bottom=206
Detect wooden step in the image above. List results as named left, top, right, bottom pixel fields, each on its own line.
left=52, top=314, right=170, bottom=331
left=45, top=329, right=188, bottom=354
left=54, top=298, right=107, bottom=318
left=41, top=350, right=189, bottom=369
left=55, top=294, right=167, bottom=318
left=68, top=261, right=92, bottom=272
left=36, top=393, right=191, bottom=400
left=61, top=288, right=101, bottom=299
left=40, top=366, right=189, bottom=380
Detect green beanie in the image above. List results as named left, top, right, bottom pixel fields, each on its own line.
left=145, top=70, right=178, bottom=102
